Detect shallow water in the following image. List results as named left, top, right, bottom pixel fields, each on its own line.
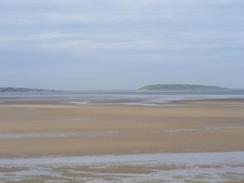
left=1, top=90, right=244, bottom=105
left=0, top=152, right=244, bottom=182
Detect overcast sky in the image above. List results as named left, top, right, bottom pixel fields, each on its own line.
left=0, top=0, right=243, bottom=90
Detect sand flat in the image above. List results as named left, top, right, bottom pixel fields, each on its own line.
left=0, top=100, right=244, bottom=157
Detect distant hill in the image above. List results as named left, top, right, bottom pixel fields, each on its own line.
left=0, top=87, right=57, bottom=92
left=139, top=84, right=229, bottom=91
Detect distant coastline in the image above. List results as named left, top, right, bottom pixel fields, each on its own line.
left=0, top=87, right=58, bottom=92
left=139, top=84, right=229, bottom=91
left=0, top=84, right=232, bottom=93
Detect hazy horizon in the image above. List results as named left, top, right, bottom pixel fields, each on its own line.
left=1, top=0, right=244, bottom=90
left=1, top=83, right=244, bottom=92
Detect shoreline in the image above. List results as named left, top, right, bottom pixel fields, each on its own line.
left=1, top=149, right=244, bottom=160
left=1, top=97, right=244, bottom=106
left=1, top=151, right=244, bottom=164
left=1, top=91, right=244, bottom=107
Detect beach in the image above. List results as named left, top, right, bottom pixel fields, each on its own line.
left=1, top=99, right=244, bottom=156
left=2, top=0, right=244, bottom=181
left=1, top=99, right=244, bottom=182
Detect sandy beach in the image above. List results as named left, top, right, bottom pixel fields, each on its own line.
left=2, top=0, right=244, bottom=181
left=1, top=99, right=244, bottom=182
left=0, top=99, right=244, bottom=157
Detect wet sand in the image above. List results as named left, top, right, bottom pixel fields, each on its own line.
left=0, top=99, right=244, bottom=157
left=1, top=151, right=244, bottom=182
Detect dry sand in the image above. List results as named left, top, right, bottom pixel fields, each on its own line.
left=0, top=99, right=244, bottom=157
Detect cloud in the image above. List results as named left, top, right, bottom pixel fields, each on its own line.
left=0, top=0, right=244, bottom=89
left=0, top=0, right=243, bottom=55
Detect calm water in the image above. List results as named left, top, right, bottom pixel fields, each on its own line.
left=1, top=90, right=244, bottom=105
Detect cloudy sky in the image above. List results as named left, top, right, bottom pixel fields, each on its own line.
left=0, top=0, right=243, bottom=90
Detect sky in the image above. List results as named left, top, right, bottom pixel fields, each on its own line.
left=0, top=0, right=243, bottom=90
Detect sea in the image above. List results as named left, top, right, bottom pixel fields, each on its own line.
left=1, top=90, right=244, bottom=105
